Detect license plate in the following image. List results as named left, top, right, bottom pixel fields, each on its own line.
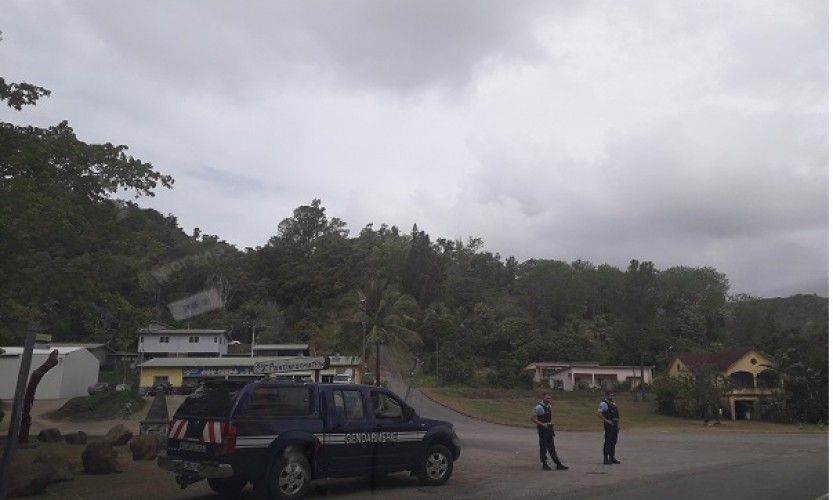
left=183, top=461, right=201, bottom=472
left=178, top=442, right=206, bottom=453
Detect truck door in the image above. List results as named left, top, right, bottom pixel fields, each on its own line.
left=370, top=389, right=423, bottom=470
left=322, top=388, right=373, bottom=476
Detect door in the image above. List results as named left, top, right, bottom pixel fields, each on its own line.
left=370, top=390, right=423, bottom=470
left=323, top=388, right=373, bottom=476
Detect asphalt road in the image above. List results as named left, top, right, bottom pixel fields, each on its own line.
left=366, top=364, right=829, bottom=500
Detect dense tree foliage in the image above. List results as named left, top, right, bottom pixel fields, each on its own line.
left=1, top=63, right=826, bottom=421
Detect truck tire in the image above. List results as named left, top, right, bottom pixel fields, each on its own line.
left=208, top=476, right=247, bottom=497
left=417, top=444, right=454, bottom=486
left=257, top=451, right=311, bottom=499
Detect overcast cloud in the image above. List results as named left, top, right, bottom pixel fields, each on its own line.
left=1, top=0, right=827, bottom=297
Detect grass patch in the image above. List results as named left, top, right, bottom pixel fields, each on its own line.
left=45, top=390, right=145, bottom=421
left=423, top=387, right=826, bottom=433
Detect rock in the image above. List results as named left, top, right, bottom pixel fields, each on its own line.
left=64, top=431, right=88, bottom=445
left=129, top=435, right=158, bottom=460
left=37, top=428, right=62, bottom=443
left=32, top=454, right=75, bottom=482
left=104, top=424, right=133, bottom=446
left=81, top=441, right=122, bottom=474
left=7, top=463, right=50, bottom=497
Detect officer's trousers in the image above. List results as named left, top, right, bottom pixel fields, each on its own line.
left=537, top=427, right=561, bottom=464
left=603, top=423, right=618, bottom=459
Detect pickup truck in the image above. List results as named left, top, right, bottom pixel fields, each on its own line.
left=158, top=380, right=461, bottom=499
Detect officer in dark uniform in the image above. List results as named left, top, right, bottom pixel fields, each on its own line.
left=597, top=389, right=620, bottom=464
left=530, top=394, right=568, bottom=471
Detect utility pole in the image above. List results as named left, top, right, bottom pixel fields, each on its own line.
left=250, top=323, right=256, bottom=358
left=435, top=337, right=439, bottom=382
left=0, top=322, right=39, bottom=499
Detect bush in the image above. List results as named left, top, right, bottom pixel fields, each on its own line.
left=45, top=389, right=145, bottom=421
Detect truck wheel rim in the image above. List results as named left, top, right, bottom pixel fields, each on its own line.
left=278, top=462, right=305, bottom=495
left=426, top=452, right=448, bottom=479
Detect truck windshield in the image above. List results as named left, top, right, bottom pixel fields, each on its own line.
left=175, top=381, right=247, bottom=418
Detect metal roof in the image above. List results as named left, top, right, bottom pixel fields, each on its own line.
left=1, top=347, right=87, bottom=356
left=252, top=344, right=309, bottom=350
left=139, top=329, right=229, bottom=335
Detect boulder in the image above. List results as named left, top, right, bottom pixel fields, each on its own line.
left=7, top=463, right=50, bottom=497
left=104, top=424, right=133, bottom=446
left=81, top=441, right=122, bottom=474
left=33, top=454, right=75, bottom=482
left=37, top=428, right=62, bottom=443
left=129, top=435, right=158, bottom=460
left=64, top=431, right=88, bottom=445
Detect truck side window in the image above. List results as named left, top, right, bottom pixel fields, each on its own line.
left=333, top=390, right=365, bottom=421
left=371, top=391, right=403, bottom=420
left=239, top=387, right=314, bottom=418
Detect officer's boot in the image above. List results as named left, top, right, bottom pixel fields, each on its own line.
left=609, top=457, right=621, bottom=464
left=542, top=461, right=552, bottom=471
left=555, top=461, right=569, bottom=470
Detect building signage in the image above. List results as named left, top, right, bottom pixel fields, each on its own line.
left=254, top=357, right=328, bottom=374
left=183, top=367, right=254, bottom=377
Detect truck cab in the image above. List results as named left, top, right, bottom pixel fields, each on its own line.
left=158, top=380, right=461, bottom=499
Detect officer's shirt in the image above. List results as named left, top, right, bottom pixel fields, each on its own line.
left=598, top=401, right=609, bottom=414
left=533, top=403, right=550, bottom=417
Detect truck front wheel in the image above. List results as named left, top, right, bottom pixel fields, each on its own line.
left=417, top=444, right=454, bottom=486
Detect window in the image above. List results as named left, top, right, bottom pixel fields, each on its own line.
left=140, top=336, right=144, bottom=343
left=371, top=391, right=403, bottom=420
left=333, top=390, right=365, bottom=420
left=153, top=375, right=169, bottom=384
left=750, top=358, right=758, bottom=365
left=189, top=336, right=199, bottom=343
left=213, top=336, right=218, bottom=343
left=238, top=387, right=314, bottom=418
left=160, top=336, right=170, bottom=343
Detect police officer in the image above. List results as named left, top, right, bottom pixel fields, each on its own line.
left=597, top=389, right=620, bottom=464
left=531, top=394, right=568, bottom=471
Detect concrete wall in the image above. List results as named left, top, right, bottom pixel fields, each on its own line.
left=60, top=349, right=100, bottom=398
left=139, top=334, right=227, bottom=356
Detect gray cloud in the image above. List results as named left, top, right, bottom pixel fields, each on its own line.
left=0, top=0, right=826, bottom=297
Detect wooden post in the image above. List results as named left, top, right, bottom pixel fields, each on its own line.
left=19, top=349, right=59, bottom=444
left=0, top=323, right=39, bottom=499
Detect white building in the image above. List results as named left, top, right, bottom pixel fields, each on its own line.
left=0, top=347, right=100, bottom=400
left=524, top=362, right=654, bottom=391
left=138, top=322, right=231, bottom=358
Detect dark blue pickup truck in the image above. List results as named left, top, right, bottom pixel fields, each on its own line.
left=158, top=380, right=461, bottom=499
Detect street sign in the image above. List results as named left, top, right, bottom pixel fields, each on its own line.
left=254, top=357, right=328, bottom=374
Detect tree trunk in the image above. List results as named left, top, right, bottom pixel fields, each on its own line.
left=18, top=350, right=60, bottom=444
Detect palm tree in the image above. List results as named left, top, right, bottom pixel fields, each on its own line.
left=356, top=280, right=421, bottom=385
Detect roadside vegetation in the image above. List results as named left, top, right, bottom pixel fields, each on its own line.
left=423, top=387, right=826, bottom=433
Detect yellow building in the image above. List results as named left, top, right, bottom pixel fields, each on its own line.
left=668, top=348, right=783, bottom=420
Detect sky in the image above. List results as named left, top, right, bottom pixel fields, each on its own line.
left=1, top=0, right=828, bottom=298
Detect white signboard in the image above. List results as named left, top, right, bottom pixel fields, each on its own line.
left=168, top=288, right=224, bottom=320
left=254, top=357, right=327, bottom=374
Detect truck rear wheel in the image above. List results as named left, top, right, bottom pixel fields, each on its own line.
left=258, top=451, right=311, bottom=499
left=208, top=476, right=247, bottom=497
left=417, top=444, right=453, bottom=486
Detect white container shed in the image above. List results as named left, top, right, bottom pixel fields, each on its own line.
left=0, top=347, right=100, bottom=400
